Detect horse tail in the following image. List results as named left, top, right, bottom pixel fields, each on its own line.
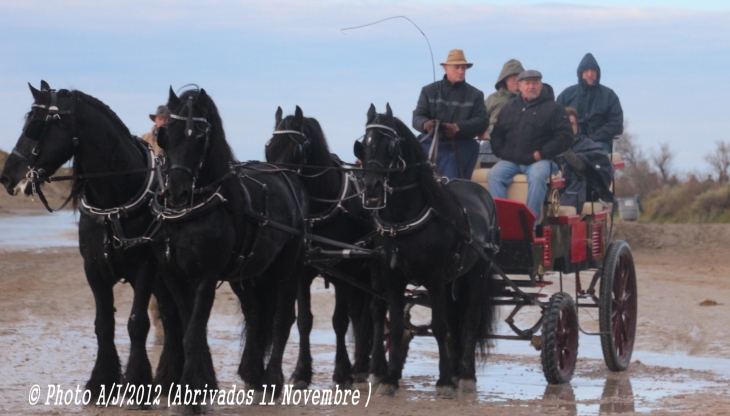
left=475, top=262, right=499, bottom=362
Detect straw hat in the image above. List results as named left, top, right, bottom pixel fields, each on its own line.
left=440, top=49, right=473, bottom=68
left=149, top=105, right=171, bottom=122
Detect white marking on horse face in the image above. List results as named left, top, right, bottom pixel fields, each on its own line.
left=14, top=179, right=29, bottom=196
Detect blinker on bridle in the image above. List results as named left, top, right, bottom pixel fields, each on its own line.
left=166, top=96, right=212, bottom=180
left=272, top=122, right=311, bottom=165
left=12, top=88, right=79, bottom=197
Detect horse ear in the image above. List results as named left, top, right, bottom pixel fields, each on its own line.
left=168, top=86, right=181, bottom=108
left=28, top=82, right=43, bottom=101
left=40, top=80, right=50, bottom=91
left=385, top=103, right=393, bottom=119
left=198, top=88, right=209, bottom=106
left=294, top=105, right=304, bottom=126
left=354, top=140, right=365, bottom=161
left=275, top=107, right=283, bottom=128
left=367, top=104, right=376, bottom=123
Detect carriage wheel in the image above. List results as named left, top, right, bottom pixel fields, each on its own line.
left=541, top=292, right=579, bottom=384
left=599, top=241, right=637, bottom=371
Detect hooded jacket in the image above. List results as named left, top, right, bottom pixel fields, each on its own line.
left=556, top=53, right=623, bottom=146
left=483, top=59, right=524, bottom=140
left=412, top=75, right=488, bottom=140
left=490, top=83, right=574, bottom=165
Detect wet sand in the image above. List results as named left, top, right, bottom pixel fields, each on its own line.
left=1, top=209, right=729, bottom=415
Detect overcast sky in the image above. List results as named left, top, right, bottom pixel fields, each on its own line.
left=2, top=0, right=729, bottom=174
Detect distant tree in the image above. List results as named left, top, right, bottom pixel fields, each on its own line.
left=613, top=121, right=660, bottom=197
left=651, top=142, right=675, bottom=185
left=705, top=140, right=730, bottom=183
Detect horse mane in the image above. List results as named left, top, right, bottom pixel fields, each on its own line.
left=267, top=114, right=339, bottom=195
left=73, top=90, right=132, bottom=138
left=391, top=117, right=468, bottom=231
left=70, top=90, right=136, bottom=209
left=178, top=89, right=235, bottom=184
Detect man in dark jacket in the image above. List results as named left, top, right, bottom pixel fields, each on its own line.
left=488, top=70, right=574, bottom=218
left=557, top=53, right=623, bottom=153
left=413, top=49, right=488, bottom=179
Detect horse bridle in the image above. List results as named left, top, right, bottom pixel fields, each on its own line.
left=12, top=89, right=78, bottom=196
left=271, top=121, right=311, bottom=165
left=165, top=95, right=212, bottom=186
left=360, top=119, right=411, bottom=210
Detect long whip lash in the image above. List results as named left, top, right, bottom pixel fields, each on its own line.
left=341, top=16, right=436, bottom=83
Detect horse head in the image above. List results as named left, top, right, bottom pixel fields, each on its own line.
left=162, top=86, right=230, bottom=208
left=265, top=106, right=311, bottom=165
left=1, top=81, right=78, bottom=196
left=355, top=103, right=408, bottom=209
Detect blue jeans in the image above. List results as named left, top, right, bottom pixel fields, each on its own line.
left=596, top=141, right=612, bottom=153
left=487, top=160, right=553, bottom=218
left=420, top=136, right=480, bottom=180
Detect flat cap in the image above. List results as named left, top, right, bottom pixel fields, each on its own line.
left=517, top=70, right=542, bottom=82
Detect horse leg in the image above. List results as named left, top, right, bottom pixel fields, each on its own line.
left=262, top=257, right=301, bottom=397
left=350, top=284, right=373, bottom=385
left=230, top=281, right=265, bottom=390
left=123, top=260, right=156, bottom=408
left=376, top=278, right=407, bottom=396
left=289, top=271, right=315, bottom=389
left=152, top=273, right=185, bottom=395
left=368, top=266, right=388, bottom=387
left=458, top=261, right=491, bottom=393
left=332, top=281, right=354, bottom=387
left=426, top=277, right=456, bottom=399
left=444, top=280, right=463, bottom=385
left=176, top=277, right=218, bottom=414
left=84, top=261, right=122, bottom=400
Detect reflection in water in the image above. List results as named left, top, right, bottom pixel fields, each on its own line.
left=542, top=377, right=635, bottom=414
left=599, top=377, right=635, bottom=413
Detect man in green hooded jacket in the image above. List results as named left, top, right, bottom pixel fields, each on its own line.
left=479, top=59, right=525, bottom=167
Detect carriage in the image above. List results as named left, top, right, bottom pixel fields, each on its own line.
left=401, top=153, right=637, bottom=384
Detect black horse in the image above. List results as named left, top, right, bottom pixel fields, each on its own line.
left=265, top=106, right=374, bottom=388
left=156, top=88, right=308, bottom=412
left=354, top=104, right=499, bottom=397
left=0, top=81, right=184, bottom=403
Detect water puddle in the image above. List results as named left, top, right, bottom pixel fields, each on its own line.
left=0, top=211, right=78, bottom=248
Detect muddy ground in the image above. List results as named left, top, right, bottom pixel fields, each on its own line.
left=1, top=199, right=729, bottom=415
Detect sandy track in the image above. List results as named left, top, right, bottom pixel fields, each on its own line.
left=1, top=214, right=729, bottom=414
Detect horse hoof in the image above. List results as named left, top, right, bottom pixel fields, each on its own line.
left=354, top=373, right=369, bottom=384
left=290, top=380, right=309, bottom=390
left=376, top=383, right=397, bottom=397
left=332, top=381, right=353, bottom=390
left=124, top=402, right=151, bottom=410
left=458, top=379, right=477, bottom=394
left=252, top=390, right=266, bottom=405
left=436, top=385, right=455, bottom=399
left=368, top=374, right=382, bottom=387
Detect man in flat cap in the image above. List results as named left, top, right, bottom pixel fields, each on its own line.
left=413, top=49, right=488, bottom=179
left=141, top=105, right=170, bottom=155
left=488, top=70, right=573, bottom=218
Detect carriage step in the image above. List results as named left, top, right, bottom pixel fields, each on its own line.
left=493, top=279, right=553, bottom=288
left=496, top=290, right=548, bottom=299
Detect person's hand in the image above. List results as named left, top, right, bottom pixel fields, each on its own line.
left=443, top=123, right=459, bottom=139
left=533, top=151, right=542, bottom=161
left=424, top=120, right=435, bottom=133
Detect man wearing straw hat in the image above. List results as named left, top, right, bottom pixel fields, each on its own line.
left=413, top=49, right=488, bottom=180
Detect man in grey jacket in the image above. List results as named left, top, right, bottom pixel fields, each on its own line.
left=479, top=59, right=525, bottom=167
left=413, top=49, right=488, bottom=179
